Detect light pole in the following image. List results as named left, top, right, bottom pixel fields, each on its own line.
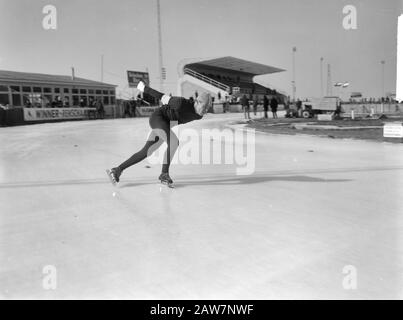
left=320, top=57, right=324, bottom=97
left=101, top=54, right=104, bottom=83
left=381, top=60, right=385, bottom=99
left=292, top=47, right=296, bottom=102
left=156, top=0, right=164, bottom=92
left=397, top=14, right=403, bottom=102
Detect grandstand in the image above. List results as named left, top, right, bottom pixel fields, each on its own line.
left=177, top=56, right=286, bottom=102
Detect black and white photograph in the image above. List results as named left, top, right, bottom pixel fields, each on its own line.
left=0, top=0, right=402, bottom=305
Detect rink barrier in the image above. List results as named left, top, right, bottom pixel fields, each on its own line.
left=136, top=106, right=159, bottom=117
left=1, top=106, right=114, bottom=126
left=1, top=107, right=24, bottom=126
left=23, top=107, right=96, bottom=122
left=341, top=103, right=403, bottom=115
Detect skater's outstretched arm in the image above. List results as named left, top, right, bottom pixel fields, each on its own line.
left=137, top=81, right=171, bottom=105
left=137, top=80, right=211, bottom=118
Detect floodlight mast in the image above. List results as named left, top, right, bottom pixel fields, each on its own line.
left=156, top=0, right=164, bottom=91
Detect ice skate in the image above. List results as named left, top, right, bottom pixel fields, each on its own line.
left=106, top=167, right=122, bottom=185
left=158, top=172, right=174, bottom=188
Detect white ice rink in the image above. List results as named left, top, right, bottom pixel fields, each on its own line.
left=1, top=113, right=402, bottom=299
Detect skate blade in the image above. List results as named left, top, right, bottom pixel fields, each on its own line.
left=106, top=169, right=117, bottom=186
left=159, top=181, right=174, bottom=188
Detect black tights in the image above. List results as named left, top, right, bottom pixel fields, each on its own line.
left=118, top=109, right=179, bottom=174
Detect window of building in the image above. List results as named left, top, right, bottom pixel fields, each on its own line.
left=80, top=89, right=87, bottom=94
left=88, top=96, right=95, bottom=106
left=96, top=89, right=102, bottom=94
left=64, top=88, right=70, bottom=93
left=102, top=90, right=108, bottom=95
left=12, top=94, right=22, bottom=106
left=109, top=90, right=115, bottom=95
left=54, top=95, right=62, bottom=107
left=72, top=95, right=79, bottom=106
left=0, top=85, right=8, bottom=92
left=22, top=94, right=32, bottom=107
left=79, top=96, right=87, bottom=107
left=103, top=96, right=109, bottom=105
left=10, top=86, right=20, bottom=93
left=43, top=87, right=52, bottom=93
left=33, top=87, right=42, bottom=93
left=88, top=89, right=94, bottom=94
left=23, top=86, right=31, bottom=93
left=29, top=94, right=42, bottom=107
left=72, top=88, right=78, bottom=94
left=43, top=95, right=52, bottom=107
left=54, top=88, right=60, bottom=94
left=64, top=96, right=70, bottom=107
left=110, top=96, right=115, bottom=104
left=0, top=93, right=10, bottom=105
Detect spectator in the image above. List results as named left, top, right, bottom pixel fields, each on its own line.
left=89, top=98, right=95, bottom=108
left=296, top=99, right=302, bottom=117
left=253, top=95, right=258, bottom=116
left=130, top=99, right=137, bottom=117
left=270, top=96, right=278, bottom=119
left=56, top=97, right=63, bottom=108
left=124, top=101, right=131, bottom=118
left=88, top=98, right=96, bottom=119
left=240, top=94, right=250, bottom=119
left=334, top=99, right=343, bottom=119
left=223, top=96, right=229, bottom=113
left=96, top=99, right=105, bottom=119
left=263, top=95, right=269, bottom=119
left=217, top=91, right=221, bottom=102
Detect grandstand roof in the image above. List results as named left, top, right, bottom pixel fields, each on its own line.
left=0, top=70, right=116, bottom=88
left=184, top=56, right=285, bottom=76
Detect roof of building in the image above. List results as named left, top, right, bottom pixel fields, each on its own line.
left=183, top=56, right=285, bottom=76
left=0, top=70, right=116, bottom=88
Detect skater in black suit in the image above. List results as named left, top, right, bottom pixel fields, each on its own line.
left=107, top=81, right=212, bottom=186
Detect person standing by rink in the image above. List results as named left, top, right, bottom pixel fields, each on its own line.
left=96, top=98, right=105, bottom=119
left=263, top=95, right=269, bottom=119
left=253, top=95, right=258, bottom=117
left=240, top=94, right=250, bottom=119
left=107, top=81, right=212, bottom=186
left=270, top=96, right=278, bottom=119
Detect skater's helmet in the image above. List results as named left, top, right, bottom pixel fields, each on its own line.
left=195, top=92, right=212, bottom=116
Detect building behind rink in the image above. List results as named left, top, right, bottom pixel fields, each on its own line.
left=0, top=70, right=117, bottom=125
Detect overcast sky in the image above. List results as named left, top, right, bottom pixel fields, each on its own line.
left=0, top=0, right=400, bottom=99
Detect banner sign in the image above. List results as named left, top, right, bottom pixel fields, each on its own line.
left=23, top=108, right=95, bottom=121
left=137, top=106, right=159, bottom=117
left=350, top=92, right=362, bottom=98
left=127, top=71, right=149, bottom=88
left=383, top=122, right=403, bottom=138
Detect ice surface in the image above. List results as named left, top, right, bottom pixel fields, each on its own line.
left=0, top=113, right=402, bottom=299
